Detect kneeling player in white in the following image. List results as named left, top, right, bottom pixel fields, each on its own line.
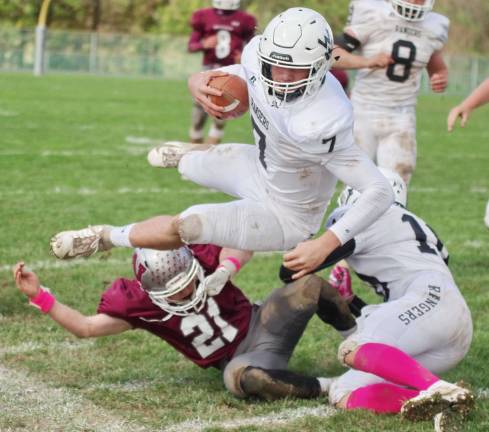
left=334, top=0, right=449, bottom=183
left=49, top=8, right=393, bottom=278
left=281, top=169, right=474, bottom=428
left=14, top=244, right=356, bottom=401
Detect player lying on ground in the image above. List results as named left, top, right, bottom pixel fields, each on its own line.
left=187, top=0, right=256, bottom=144
left=334, top=0, right=449, bottom=183
left=447, top=77, right=489, bottom=229
left=49, top=8, right=393, bottom=279
left=281, top=169, right=474, bottom=431
left=13, top=243, right=357, bottom=401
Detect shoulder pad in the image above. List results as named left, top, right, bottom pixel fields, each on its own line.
left=288, top=74, right=353, bottom=152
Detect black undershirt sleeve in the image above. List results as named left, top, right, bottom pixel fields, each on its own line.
left=279, top=238, right=356, bottom=283
left=334, top=32, right=361, bottom=53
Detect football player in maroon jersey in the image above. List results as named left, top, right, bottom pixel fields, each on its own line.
left=188, top=0, right=256, bottom=144
left=13, top=244, right=356, bottom=400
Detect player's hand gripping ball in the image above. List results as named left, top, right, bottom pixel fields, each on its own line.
left=207, top=74, right=249, bottom=118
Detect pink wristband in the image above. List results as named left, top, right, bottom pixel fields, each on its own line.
left=29, top=287, right=56, bottom=314
left=224, top=256, right=241, bottom=272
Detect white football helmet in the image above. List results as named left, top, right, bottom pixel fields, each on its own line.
left=257, top=7, right=334, bottom=107
left=133, top=247, right=206, bottom=317
left=213, top=0, right=240, bottom=11
left=338, top=167, right=408, bottom=208
left=390, top=0, right=434, bottom=22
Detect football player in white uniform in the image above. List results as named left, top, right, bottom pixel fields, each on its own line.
left=334, top=0, right=449, bottom=183
left=49, top=8, right=393, bottom=277
left=281, top=169, right=474, bottom=430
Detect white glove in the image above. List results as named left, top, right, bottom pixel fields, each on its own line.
left=204, top=259, right=238, bottom=296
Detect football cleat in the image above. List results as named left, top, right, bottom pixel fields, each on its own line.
left=147, top=141, right=207, bottom=168
left=434, top=408, right=465, bottom=432
left=50, top=225, right=113, bottom=259
left=401, top=380, right=474, bottom=422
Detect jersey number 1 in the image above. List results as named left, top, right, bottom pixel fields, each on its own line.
left=387, top=40, right=416, bottom=83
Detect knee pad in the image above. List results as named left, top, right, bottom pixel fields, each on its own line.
left=177, top=214, right=204, bottom=244
left=337, top=337, right=359, bottom=367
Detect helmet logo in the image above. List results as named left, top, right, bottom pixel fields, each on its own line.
left=318, top=33, right=332, bottom=60
left=270, top=52, right=293, bottom=62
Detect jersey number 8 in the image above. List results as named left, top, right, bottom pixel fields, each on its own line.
left=387, top=40, right=416, bottom=83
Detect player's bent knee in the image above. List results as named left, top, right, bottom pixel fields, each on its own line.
left=284, top=274, right=322, bottom=310
left=223, top=361, right=248, bottom=398
left=239, top=366, right=268, bottom=397
left=176, top=214, right=203, bottom=244
left=337, top=337, right=359, bottom=367
left=237, top=366, right=289, bottom=400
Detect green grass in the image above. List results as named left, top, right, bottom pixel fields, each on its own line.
left=0, top=72, right=488, bottom=431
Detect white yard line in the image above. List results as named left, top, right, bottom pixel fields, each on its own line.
left=0, top=109, right=19, bottom=117
left=0, top=363, right=148, bottom=432
left=0, top=340, right=96, bottom=356
left=0, top=147, right=145, bottom=157
left=470, top=186, right=488, bottom=194
left=0, top=185, right=219, bottom=197
left=163, top=405, right=337, bottom=432
left=0, top=257, right=128, bottom=273
left=126, top=135, right=168, bottom=146
left=463, top=240, right=487, bottom=249
left=0, top=252, right=279, bottom=274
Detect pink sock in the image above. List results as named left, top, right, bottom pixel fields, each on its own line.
left=346, top=383, right=419, bottom=413
left=353, top=343, right=439, bottom=390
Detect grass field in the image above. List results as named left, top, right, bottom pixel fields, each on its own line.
left=0, top=72, right=488, bottom=432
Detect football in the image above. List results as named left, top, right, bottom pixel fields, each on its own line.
left=207, top=74, right=249, bottom=118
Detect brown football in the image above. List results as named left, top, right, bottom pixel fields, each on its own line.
left=208, top=74, right=249, bottom=118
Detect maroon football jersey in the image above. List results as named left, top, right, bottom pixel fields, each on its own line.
left=188, top=8, right=256, bottom=67
left=97, top=245, right=252, bottom=368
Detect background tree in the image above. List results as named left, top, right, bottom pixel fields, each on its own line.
left=0, top=0, right=487, bottom=52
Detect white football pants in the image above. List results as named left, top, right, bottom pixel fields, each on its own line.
left=329, top=271, right=473, bottom=404
left=353, top=104, right=417, bottom=184
left=178, top=144, right=313, bottom=251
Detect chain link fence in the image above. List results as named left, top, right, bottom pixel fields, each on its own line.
left=1, top=27, right=488, bottom=93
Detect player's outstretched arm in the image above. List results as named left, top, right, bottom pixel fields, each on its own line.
left=13, top=262, right=131, bottom=338
left=333, top=46, right=392, bottom=70
left=448, top=77, right=489, bottom=131
left=427, top=51, right=448, bottom=93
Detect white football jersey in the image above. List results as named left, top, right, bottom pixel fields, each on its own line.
left=220, top=36, right=385, bottom=236
left=329, top=204, right=451, bottom=300
left=346, top=0, right=449, bottom=108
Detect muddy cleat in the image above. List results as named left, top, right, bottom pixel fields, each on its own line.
left=50, top=225, right=113, bottom=259
left=147, top=141, right=209, bottom=168
left=401, top=380, right=474, bottom=422
left=434, top=408, right=465, bottom=432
